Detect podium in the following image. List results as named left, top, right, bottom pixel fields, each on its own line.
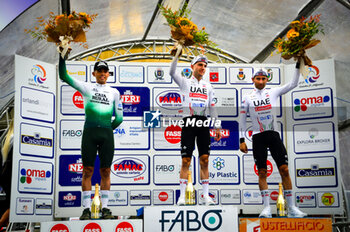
left=239, top=217, right=332, bottom=232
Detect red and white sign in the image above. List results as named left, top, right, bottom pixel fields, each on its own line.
left=83, top=222, right=101, bottom=232
left=50, top=223, right=69, bottom=232
left=72, top=91, right=84, bottom=109
left=158, top=192, right=169, bottom=202
left=115, top=221, right=134, bottom=232
left=254, top=160, right=273, bottom=177
left=164, top=125, right=181, bottom=144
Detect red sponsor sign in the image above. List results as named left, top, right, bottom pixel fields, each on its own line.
left=210, top=72, right=219, bottom=82
left=83, top=222, right=101, bottom=232
left=254, top=160, right=273, bottom=177
left=50, top=223, right=69, bottom=232
left=158, top=192, right=169, bottom=202
left=164, top=125, right=181, bottom=144
left=72, top=91, right=84, bottom=109
left=115, top=221, right=134, bottom=232
left=270, top=191, right=278, bottom=201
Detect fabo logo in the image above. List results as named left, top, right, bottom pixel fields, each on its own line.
left=159, top=209, right=223, bottom=231
left=116, top=221, right=134, bottom=232
left=72, top=91, right=84, bottom=109
left=322, top=193, right=334, bottom=206
left=62, top=129, right=82, bottom=137
left=294, top=95, right=330, bottom=112
left=305, top=65, right=320, bottom=84
left=121, top=90, right=141, bottom=105
left=164, top=125, right=181, bottom=144
left=181, top=68, right=192, bottom=79
left=254, top=160, right=273, bottom=177
left=31, top=64, right=47, bottom=84
left=20, top=168, right=51, bottom=184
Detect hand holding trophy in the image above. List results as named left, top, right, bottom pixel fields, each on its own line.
left=159, top=3, right=217, bottom=57
left=25, top=11, right=97, bottom=59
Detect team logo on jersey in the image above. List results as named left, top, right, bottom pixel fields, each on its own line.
left=237, top=68, right=245, bottom=80
left=181, top=68, right=192, bottom=79
left=267, top=68, right=273, bottom=82
left=154, top=68, right=164, bottom=80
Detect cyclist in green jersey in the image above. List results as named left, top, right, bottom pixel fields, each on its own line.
left=59, top=56, right=123, bottom=219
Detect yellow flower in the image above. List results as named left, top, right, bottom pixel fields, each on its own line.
left=287, top=29, right=299, bottom=39
left=79, top=12, right=87, bottom=17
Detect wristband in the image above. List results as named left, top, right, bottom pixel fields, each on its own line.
left=240, top=138, right=245, bottom=144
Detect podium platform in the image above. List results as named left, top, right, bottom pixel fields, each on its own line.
left=40, top=219, right=143, bottom=232
left=239, top=217, right=332, bottom=232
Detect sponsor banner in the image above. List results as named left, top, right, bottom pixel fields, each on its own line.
left=243, top=155, right=281, bottom=184
left=119, top=65, right=144, bottom=83
left=153, top=190, right=174, bottom=205
left=214, top=88, right=238, bottom=116
left=240, top=88, right=282, bottom=117
left=257, top=67, right=281, bottom=85
left=41, top=220, right=143, bottom=232
left=209, top=155, right=240, bottom=185
left=198, top=189, right=219, bottom=205
left=230, top=67, right=253, bottom=84
left=295, top=156, right=337, bottom=188
left=295, top=192, right=316, bottom=208
left=152, top=87, right=182, bottom=117
left=199, top=66, right=226, bottom=84
left=20, top=123, right=54, bottom=158
left=58, top=155, right=101, bottom=186
left=144, top=205, right=238, bottom=232
left=60, top=85, right=85, bottom=115
left=210, top=121, right=239, bottom=150
left=58, top=191, right=81, bottom=208
left=110, top=155, right=150, bottom=185
left=243, top=122, right=283, bottom=152
left=153, top=155, right=196, bottom=185
left=90, top=64, right=116, bottom=83
left=268, top=190, right=279, bottom=205
left=292, top=87, right=333, bottom=120
left=239, top=218, right=332, bottom=232
left=16, top=198, right=34, bottom=215
left=18, top=160, right=53, bottom=194
left=35, top=198, right=52, bottom=215
left=108, top=190, right=128, bottom=206
left=20, top=86, right=55, bottom=123
left=297, top=64, right=325, bottom=89
left=114, top=120, right=150, bottom=150
left=130, top=190, right=151, bottom=206
left=318, top=191, right=339, bottom=207
left=153, top=121, right=182, bottom=150
left=243, top=189, right=262, bottom=205
left=65, top=63, right=87, bottom=82
left=115, top=86, right=150, bottom=117
left=293, top=122, right=335, bottom=154
left=220, top=189, right=241, bottom=205
left=147, top=66, right=172, bottom=83
left=59, top=120, right=84, bottom=150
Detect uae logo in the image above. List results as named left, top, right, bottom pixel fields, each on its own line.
left=267, top=68, right=273, bottom=82
left=154, top=68, right=164, bottom=80
left=181, top=68, right=192, bottom=79
left=237, top=68, right=245, bottom=80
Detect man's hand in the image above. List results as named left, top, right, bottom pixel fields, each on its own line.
left=239, top=142, right=248, bottom=153
left=215, top=128, right=222, bottom=141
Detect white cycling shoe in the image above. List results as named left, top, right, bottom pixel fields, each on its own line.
left=288, top=206, right=307, bottom=218
left=177, top=195, right=185, bottom=206
left=259, top=206, right=272, bottom=218
left=201, top=195, right=215, bottom=205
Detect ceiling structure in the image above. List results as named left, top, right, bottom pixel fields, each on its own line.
left=0, top=0, right=350, bottom=119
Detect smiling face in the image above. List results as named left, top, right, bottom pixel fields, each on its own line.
left=93, top=69, right=109, bottom=84
left=252, top=75, right=268, bottom=90
left=191, top=61, right=207, bottom=79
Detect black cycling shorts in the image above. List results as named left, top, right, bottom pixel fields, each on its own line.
left=81, top=127, right=114, bottom=168
left=252, top=130, right=288, bottom=170
left=181, top=116, right=211, bottom=157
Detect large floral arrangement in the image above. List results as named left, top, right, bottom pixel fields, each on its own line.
left=274, top=15, right=323, bottom=66
left=25, top=11, right=97, bottom=58
left=160, top=4, right=217, bottom=56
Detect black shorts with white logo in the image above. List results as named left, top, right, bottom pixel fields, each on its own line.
left=181, top=116, right=211, bottom=157
left=252, top=130, right=288, bottom=170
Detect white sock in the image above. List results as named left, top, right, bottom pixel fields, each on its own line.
left=82, top=191, right=91, bottom=208
left=284, top=190, right=294, bottom=208
left=100, top=190, right=109, bottom=208
left=201, top=179, right=209, bottom=197
left=261, top=190, right=270, bottom=207
left=179, top=179, right=188, bottom=197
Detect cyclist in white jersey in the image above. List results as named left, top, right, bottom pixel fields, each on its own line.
left=239, top=59, right=307, bottom=218
left=170, top=53, right=221, bottom=205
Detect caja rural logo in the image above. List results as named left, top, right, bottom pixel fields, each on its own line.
left=31, top=64, right=47, bottom=84
left=293, top=95, right=330, bottom=112
left=20, top=168, right=51, bottom=184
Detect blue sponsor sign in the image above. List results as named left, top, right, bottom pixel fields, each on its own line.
left=59, top=155, right=101, bottom=186
left=58, top=191, right=81, bottom=207
left=210, top=121, right=239, bottom=150
left=114, top=87, right=150, bottom=117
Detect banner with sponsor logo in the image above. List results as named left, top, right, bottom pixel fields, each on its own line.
left=11, top=55, right=56, bottom=222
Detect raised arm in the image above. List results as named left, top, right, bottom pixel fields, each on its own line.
left=273, top=61, right=301, bottom=96
left=169, top=55, right=185, bottom=87
left=58, top=56, right=88, bottom=94
left=111, top=90, right=123, bottom=130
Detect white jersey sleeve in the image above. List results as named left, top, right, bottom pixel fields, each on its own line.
left=271, top=68, right=300, bottom=96
left=169, top=56, right=186, bottom=90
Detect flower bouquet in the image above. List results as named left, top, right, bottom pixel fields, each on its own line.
left=159, top=4, right=217, bottom=57
left=274, top=15, right=323, bottom=76
left=25, top=11, right=97, bottom=58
